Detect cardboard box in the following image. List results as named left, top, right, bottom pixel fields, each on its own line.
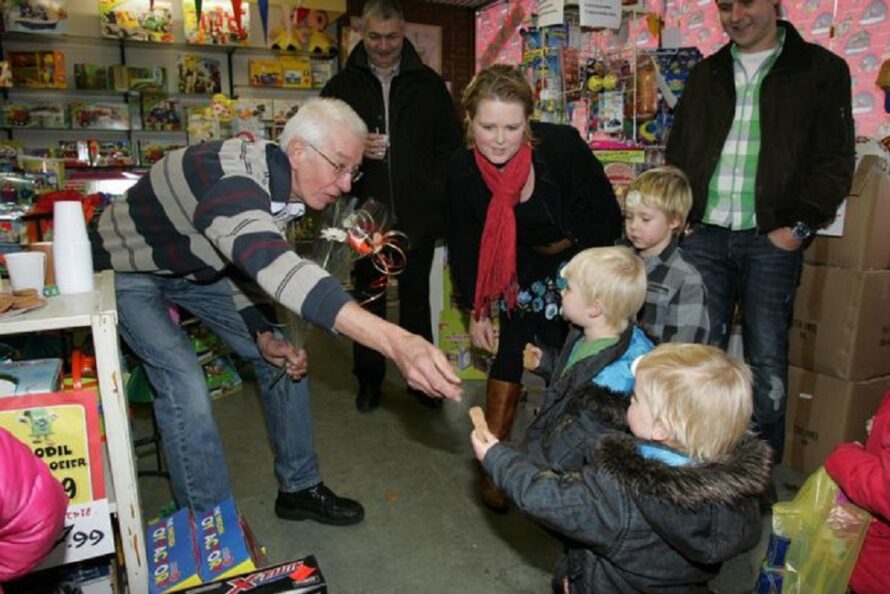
left=789, top=264, right=890, bottom=380
left=0, top=358, right=62, bottom=395
left=178, top=557, right=326, bottom=593
left=805, top=155, right=890, bottom=270
left=195, top=497, right=265, bottom=583
left=146, top=507, right=202, bottom=594
left=784, top=366, right=890, bottom=475
left=147, top=497, right=266, bottom=593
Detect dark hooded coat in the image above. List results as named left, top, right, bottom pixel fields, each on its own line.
left=485, top=428, right=771, bottom=592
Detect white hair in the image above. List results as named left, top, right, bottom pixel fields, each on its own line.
left=278, top=98, right=367, bottom=153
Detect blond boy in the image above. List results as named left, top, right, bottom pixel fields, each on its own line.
left=472, top=343, right=771, bottom=592
left=624, top=166, right=709, bottom=344
left=523, top=246, right=653, bottom=397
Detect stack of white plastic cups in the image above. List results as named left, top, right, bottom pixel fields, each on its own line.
left=52, top=201, right=95, bottom=294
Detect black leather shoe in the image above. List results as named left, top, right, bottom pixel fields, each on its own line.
left=408, top=387, right=443, bottom=409
left=355, top=383, right=382, bottom=413
left=275, top=483, right=364, bottom=525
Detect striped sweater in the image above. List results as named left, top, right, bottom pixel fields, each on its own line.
left=90, top=138, right=352, bottom=336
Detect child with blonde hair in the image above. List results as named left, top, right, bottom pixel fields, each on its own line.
left=624, top=165, right=709, bottom=343
left=472, top=343, right=771, bottom=592
left=521, top=245, right=653, bottom=472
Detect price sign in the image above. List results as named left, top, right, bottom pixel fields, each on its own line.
left=36, top=498, right=115, bottom=570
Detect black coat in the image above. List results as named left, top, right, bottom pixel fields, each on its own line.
left=446, top=122, right=621, bottom=312
left=665, top=21, right=855, bottom=232
left=486, top=423, right=771, bottom=592
left=321, top=39, right=461, bottom=248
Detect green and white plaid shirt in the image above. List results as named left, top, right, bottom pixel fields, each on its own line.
left=704, top=30, right=785, bottom=230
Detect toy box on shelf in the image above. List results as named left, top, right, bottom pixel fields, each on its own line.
left=183, top=0, right=250, bottom=46
left=178, top=54, right=223, bottom=94
left=69, top=102, right=129, bottom=131
left=73, top=63, right=110, bottom=91
left=187, top=106, right=222, bottom=144
left=280, top=55, right=313, bottom=89
left=249, top=59, right=283, bottom=88
left=7, top=50, right=65, bottom=89
left=112, top=65, right=167, bottom=93
left=2, top=0, right=69, bottom=35
left=138, top=141, right=185, bottom=166
left=142, top=94, right=183, bottom=131
left=99, top=0, right=174, bottom=43
left=1, top=102, right=68, bottom=129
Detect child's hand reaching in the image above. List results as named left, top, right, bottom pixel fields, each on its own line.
left=523, top=343, right=542, bottom=371
left=471, top=426, right=499, bottom=462
left=469, top=406, right=499, bottom=461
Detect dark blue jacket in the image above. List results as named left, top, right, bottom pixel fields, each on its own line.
left=666, top=21, right=855, bottom=232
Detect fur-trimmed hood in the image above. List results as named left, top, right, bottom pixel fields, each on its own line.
left=596, top=431, right=771, bottom=564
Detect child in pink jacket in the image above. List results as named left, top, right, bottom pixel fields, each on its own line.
left=0, top=427, right=68, bottom=590
left=825, top=390, right=890, bottom=594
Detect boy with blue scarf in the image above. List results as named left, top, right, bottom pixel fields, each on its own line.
left=472, top=343, right=771, bottom=592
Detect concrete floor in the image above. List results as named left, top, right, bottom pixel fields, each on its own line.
left=133, top=324, right=804, bottom=593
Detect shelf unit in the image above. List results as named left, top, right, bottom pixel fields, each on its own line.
left=0, top=30, right=334, bottom=152
left=0, top=271, right=147, bottom=594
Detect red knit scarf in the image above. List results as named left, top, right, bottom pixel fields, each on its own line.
left=472, top=143, right=533, bottom=320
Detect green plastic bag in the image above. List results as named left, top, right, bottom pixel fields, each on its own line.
left=772, top=466, right=871, bottom=593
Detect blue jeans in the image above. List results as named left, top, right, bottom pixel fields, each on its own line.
left=681, top=225, right=803, bottom=464
left=115, top=273, right=320, bottom=512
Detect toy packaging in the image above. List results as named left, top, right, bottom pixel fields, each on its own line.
left=56, top=140, right=92, bottom=168
left=0, top=61, right=11, bottom=88
left=249, top=60, right=283, bottom=88
left=99, top=0, right=174, bottom=43
left=146, top=506, right=203, bottom=594
left=310, top=59, right=335, bottom=89
left=2, top=0, right=69, bottom=35
left=69, top=102, right=130, bottom=130
left=279, top=56, right=312, bottom=89
left=179, top=557, right=326, bottom=593
left=1, top=102, right=67, bottom=129
left=178, top=54, right=223, bottom=94
left=0, top=358, right=62, bottom=395
left=272, top=99, right=301, bottom=126
left=142, top=94, right=183, bottom=131
left=112, top=65, right=167, bottom=92
left=146, top=496, right=271, bottom=594
left=7, top=50, right=66, bottom=89
left=74, top=63, right=110, bottom=91
left=194, top=497, right=266, bottom=582
left=91, top=140, right=136, bottom=168
left=183, top=0, right=249, bottom=46
left=139, top=141, right=185, bottom=166
left=201, top=355, right=243, bottom=400
left=187, top=107, right=221, bottom=144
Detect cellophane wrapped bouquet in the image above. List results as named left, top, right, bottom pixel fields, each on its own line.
left=281, top=197, right=408, bottom=349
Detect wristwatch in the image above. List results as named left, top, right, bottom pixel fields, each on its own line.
left=790, top=221, right=815, bottom=243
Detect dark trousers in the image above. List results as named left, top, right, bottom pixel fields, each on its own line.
left=681, top=224, right=803, bottom=464
left=352, top=243, right=436, bottom=387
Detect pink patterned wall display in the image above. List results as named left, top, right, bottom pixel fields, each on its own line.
left=476, top=1, right=888, bottom=137
left=475, top=0, right=536, bottom=70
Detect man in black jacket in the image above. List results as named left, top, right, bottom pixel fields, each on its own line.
left=666, top=0, right=854, bottom=477
left=321, top=0, right=461, bottom=412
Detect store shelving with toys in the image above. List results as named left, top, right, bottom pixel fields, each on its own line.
left=0, top=0, right=342, bottom=170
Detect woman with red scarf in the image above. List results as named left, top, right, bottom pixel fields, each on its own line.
left=446, top=64, right=621, bottom=511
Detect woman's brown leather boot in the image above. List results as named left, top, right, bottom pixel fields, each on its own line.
left=479, top=378, right=521, bottom=512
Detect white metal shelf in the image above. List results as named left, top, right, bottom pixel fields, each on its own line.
left=0, top=270, right=147, bottom=594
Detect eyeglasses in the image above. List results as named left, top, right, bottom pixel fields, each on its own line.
left=304, top=141, right=363, bottom=184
